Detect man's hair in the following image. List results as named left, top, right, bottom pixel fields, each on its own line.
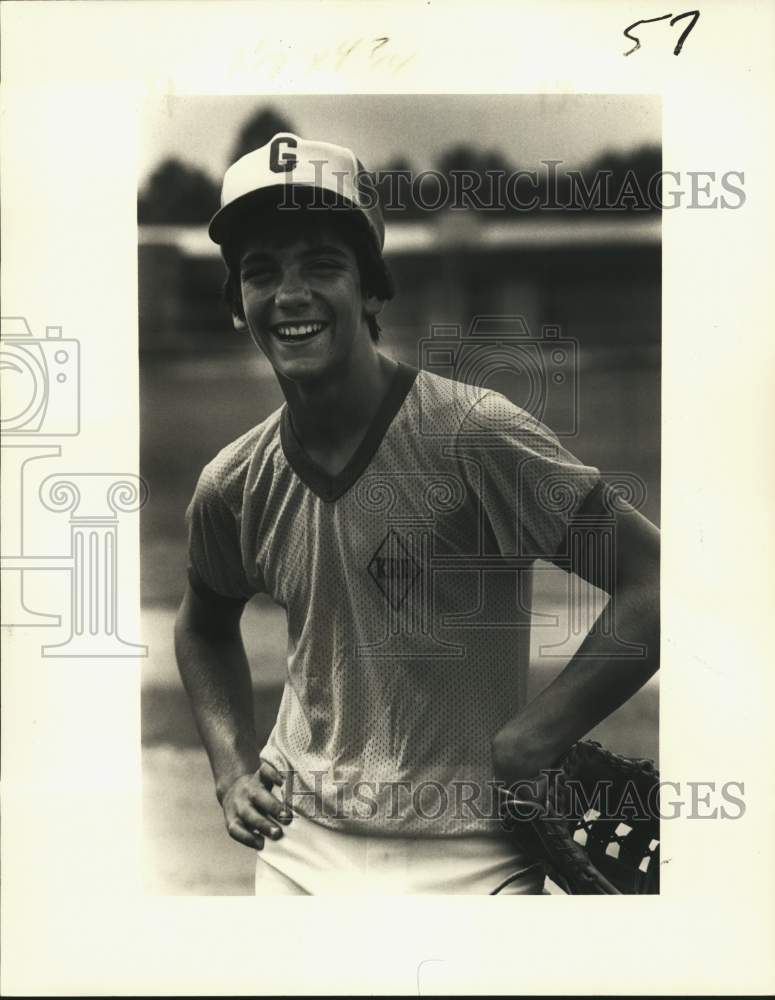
left=221, top=199, right=393, bottom=343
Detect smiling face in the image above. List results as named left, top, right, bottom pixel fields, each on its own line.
left=234, top=213, right=383, bottom=386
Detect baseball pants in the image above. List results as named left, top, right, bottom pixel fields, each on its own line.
left=254, top=812, right=545, bottom=895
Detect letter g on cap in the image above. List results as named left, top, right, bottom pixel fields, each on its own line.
left=270, top=136, right=298, bottom=173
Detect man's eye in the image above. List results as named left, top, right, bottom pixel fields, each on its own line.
left=309, top=259, right=341, bottom=270
left=242, top=268, right=274, bottom=282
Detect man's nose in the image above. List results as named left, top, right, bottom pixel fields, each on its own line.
left=274, top=268, right=311, bottom=307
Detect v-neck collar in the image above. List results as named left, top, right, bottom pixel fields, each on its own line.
left=279, top=361, right=419, bottom=503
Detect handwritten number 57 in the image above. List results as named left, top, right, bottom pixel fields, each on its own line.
left=623, top=10, right=700, bottom=56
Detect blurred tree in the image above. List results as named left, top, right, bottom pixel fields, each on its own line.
left=436, top=143, right=482, bottom=175
left=579, top=144, right=661, bottom=212
left=229, top=108, right=296, bottom=164
left=436, top=145, right=515, bottom=212
left=429, top=142, right=662, bottom=216
left=479, top=148, right=514, bottom=213
left=375, top=155, right=420, bottom=219
left=138, top=158, right=220, bottom=224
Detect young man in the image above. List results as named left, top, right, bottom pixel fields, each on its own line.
left=174, top=133, right=660, bottom=895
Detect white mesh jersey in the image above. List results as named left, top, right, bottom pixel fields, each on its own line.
left=186, top=363, right=601, bottom=836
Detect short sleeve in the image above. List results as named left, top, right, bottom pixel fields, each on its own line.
left=184, top=462, right=260, bottom=604
left=456, top=391, right=602, bottom=562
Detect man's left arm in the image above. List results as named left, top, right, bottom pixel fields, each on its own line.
left=492, top=501, right=660, bottom=786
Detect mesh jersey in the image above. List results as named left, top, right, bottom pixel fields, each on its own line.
left=186, top=364, right=601, bottom=836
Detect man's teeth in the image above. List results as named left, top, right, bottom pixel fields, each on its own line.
left=274, top=322, right=326, bottom=338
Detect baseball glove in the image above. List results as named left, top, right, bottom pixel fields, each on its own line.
left=493, top=740, right=660, bottom=895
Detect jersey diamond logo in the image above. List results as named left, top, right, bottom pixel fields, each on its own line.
left=367, top=530, right=422, bottom=610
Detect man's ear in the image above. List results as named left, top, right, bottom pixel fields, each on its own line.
left=363, top=294, right=384, bottom=319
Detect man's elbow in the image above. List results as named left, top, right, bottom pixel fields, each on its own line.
left=619, top=538, right=659, bottom=597
left=174, top=588, right=196, bottom=642
left=612, top=511, right=660, bottom=595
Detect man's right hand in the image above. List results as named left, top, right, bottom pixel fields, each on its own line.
left=220, top=760, right=293, bottom=850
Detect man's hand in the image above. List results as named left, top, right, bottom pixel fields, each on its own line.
left=175, top=585, right=294, bottom=851
left=220, top=760, right=293, bottom=851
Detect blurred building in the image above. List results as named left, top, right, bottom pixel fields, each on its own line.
left=139, top=215, right=661, bottom=610
left=139, top=215, right=659, bottom=358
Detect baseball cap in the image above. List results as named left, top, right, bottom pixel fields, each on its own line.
left=208, top=132, right=386, bottom=252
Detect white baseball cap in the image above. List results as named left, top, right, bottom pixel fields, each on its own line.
left=208, top=132, right=387, bottom=252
